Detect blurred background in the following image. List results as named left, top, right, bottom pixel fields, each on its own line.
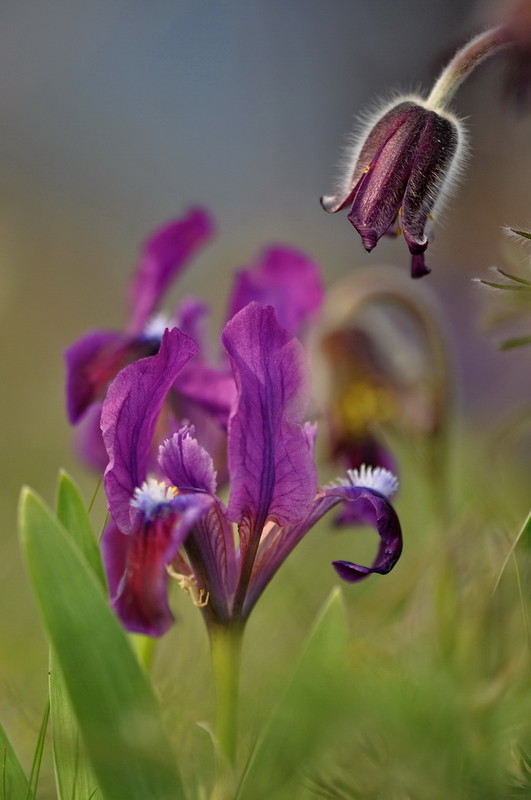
left=2, top=0, right=531, bottom=793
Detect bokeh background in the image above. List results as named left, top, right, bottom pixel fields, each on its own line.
left=2, top=0, right=531, bottom=794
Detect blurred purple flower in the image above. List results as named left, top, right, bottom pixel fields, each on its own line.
left=65, top=207, right=216, bottom=468
left=101, top=304, right=402, bottom=637
left=321, top=99, right=462, bottom=278
left=65, top=209, right=324, bottom=470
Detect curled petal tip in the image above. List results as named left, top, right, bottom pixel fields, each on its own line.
left=320, top=195, right=340, bottom=213
left=411, top=253, right=431, bottom=279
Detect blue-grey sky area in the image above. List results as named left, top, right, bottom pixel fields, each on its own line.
left=1, top=0, right=530, bottom=543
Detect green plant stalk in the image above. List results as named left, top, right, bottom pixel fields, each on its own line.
left=208, top=623, right=244, bottom=798
left=129, top=633, right=156, bottom=672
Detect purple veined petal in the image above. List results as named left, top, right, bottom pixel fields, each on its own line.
left=65, top=330, right=141, bottom=423
left=227, top=246, right=325, bottom=335
left=222, top=302, right=318, bottom=608
left=127, top=207, right=215, bottom=334
left=183, top=498, right=237, bottom=624
left=109, top=493, right=211, bottom=637
left=102, top=328, right=198, bottom=532
left=347, top=105, right=429, bottom=252
left=159, top=424, right=217, bottom=494
left=158, top=424, right=237, bottom=619
left=401, top=111, right=459, bottom=259
left=242, top=481, right=401, bottom=617
left=74, top=402, right=109, bottom=471
left=320, top=101, right=420, bottom=214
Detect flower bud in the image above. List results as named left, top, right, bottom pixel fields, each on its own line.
left=321, top=98, right=464, bottom=278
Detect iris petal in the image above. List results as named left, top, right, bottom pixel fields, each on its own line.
left=102, top=328, right=198, bottom=531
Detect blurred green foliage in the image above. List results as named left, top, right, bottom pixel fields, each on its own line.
left=3, top=424, right=531, bottom=799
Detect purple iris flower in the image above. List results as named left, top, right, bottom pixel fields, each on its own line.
left=65, top=207, right=216, bottom=468
left=100, top=302, right=402, bottom=637
left=321, top=98, right=462, bottom=278
left=65, top=210, right=324, bottom=470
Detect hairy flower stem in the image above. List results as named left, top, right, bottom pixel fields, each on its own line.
left=209, top=623, right=244, bottom=799
left=427, top=25, right=513, bottom=111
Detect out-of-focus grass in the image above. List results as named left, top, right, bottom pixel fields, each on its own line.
left=3, top=421, right=531, bottom=799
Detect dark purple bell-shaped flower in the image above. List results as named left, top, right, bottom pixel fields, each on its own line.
left=321, top=98, right=463, bottom=278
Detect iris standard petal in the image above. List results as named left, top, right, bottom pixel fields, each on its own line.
left=222, top=303, right=318, bottom=549
left=227, top=246, right=324, bottom=335
left=127, top=207, right=215, bottom=334
left=102, top=328, right=198, bottom=532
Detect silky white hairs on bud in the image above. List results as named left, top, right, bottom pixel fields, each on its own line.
left=321, top=90, right=469, bottom=236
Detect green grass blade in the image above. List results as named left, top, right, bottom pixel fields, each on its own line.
left=0, top=722, right=32, bottom=800
left=19, top=487, right=186, bottom=800
left=236, top=588, right=348, bottom=800
left=499, top=335, right=531, bottom=350
left=27, top=702, right=49, bottom=800
left=492, top=509, right=531, bottom=596
left=50, top=649, right=100, bottom=800
left=56, top=471, right=106, bottom=587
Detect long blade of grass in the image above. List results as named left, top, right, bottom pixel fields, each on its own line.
left=27, top=702, right=49, bottom=800
left=0, top=723, right=32, bottom=800
left=56, top=471, right=105, bottom=587
left=500, top=335, right=531, bottom=350
left=512, top=552, right=531, bottom=656
left=236, top=588, right=348, bottom=800
left=19, top=487, right=186, bottom=800
left=50, top=650, right=100, bottom=800
left=492, top=509, right=531, bottom=596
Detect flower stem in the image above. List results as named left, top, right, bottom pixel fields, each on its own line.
left=427, top=25, right=512, bottom=111
left=129, top=633, right=156, bottom=671
left=208, top=623, right=244, bottom=799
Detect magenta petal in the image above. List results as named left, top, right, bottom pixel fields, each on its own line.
left=65, top=330, right=136, bottom=423
left=127, top=208, right=215, bottom=333
left=102, top=328, right=198, bottom=532
left=227, top=246, right=324, bottom=335
left=74, top=402, right=108, bottom=471
left=173, top=363, right=237, bottom=427
left=101, top=518, right=128, bottom=599
left=172, top=297, right=211, bottom=357
left=159, top=425, right=217, bottom=494
left=222, top=303, right=318, bottom=558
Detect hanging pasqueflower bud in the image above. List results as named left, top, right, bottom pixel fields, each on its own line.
left=322, top=25, right=515, bottom=277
